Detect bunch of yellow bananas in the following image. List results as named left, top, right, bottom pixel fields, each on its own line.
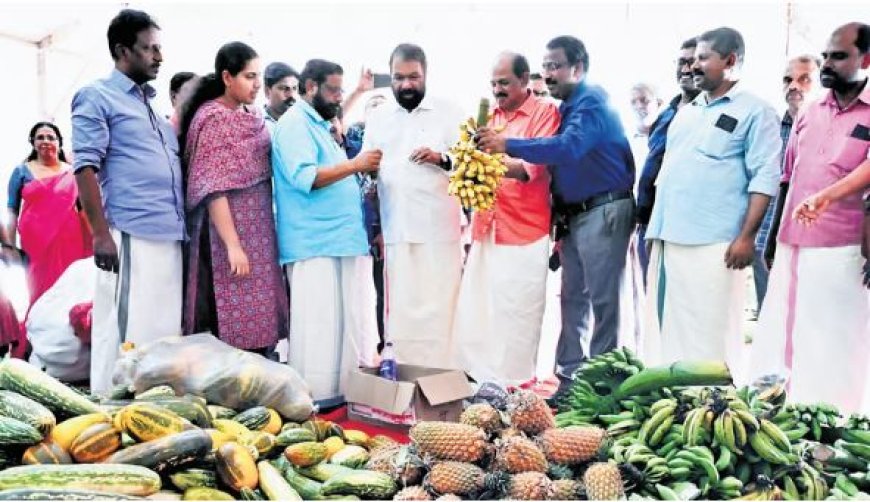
left=447, top=117, right=508, bottom=211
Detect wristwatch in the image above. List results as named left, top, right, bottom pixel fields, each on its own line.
left=439, top=153, right=452, bottom=171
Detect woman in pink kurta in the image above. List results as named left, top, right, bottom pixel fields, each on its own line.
left=179, top=42, right=288, bottom=352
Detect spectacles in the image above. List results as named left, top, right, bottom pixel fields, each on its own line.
left=542, top=61, right=568, bottom=72
left=34, top=134, right=58, bottom=141
left=677, top=58, right=695, bottom=67
left=321, top=84, right=344, bottom=96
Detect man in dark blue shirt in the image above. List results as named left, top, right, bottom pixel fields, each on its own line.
left=636, top=37, right=701, bottom=280
left=478, top=35, right=636, bottom=394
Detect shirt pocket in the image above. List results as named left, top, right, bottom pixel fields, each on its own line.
left=695, top=114, right=746, bottom=160
left=829, top=133, right=869, bottom=176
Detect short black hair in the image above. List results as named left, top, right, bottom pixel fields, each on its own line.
left=510, top=53, right=530, bottom=79
left=299, top=59, right=343, bottom=94
left=170, top=72, right=196, bottom=95
left=681, top=37, right=698, bottom=51
left=389, top=43, right=427, bottom=72
left=698, top=27, right=745, bottom=65
left=855, top=23, right=870, bottom=53
left=107, top=9, right=160, bottom=60
left=546, top=35, right=590, bottom=72
left=264, top=62, right=300, bottom=88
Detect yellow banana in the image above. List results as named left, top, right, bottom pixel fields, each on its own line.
left=722, top=410, right=738, bottom=453
left=748, top=431, right=791, bottom=465
left=732, top=412, right=748, bottom=448
left=734, top=409, right=760, bottom=432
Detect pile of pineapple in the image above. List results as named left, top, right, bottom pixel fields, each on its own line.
left=389, top=390, right=621, bottom=501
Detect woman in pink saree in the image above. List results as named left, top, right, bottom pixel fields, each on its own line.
left=179, top=42, right=288, bottom=353
left=5, top=122, right=92, bottom=322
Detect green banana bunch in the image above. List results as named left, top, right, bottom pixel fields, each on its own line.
left=666, top=445, right=720, bottom=488
left=789, top=463, right=829, bottom=500
left=683, top=406, right=714, bottom=447
left=772, top=402, right=841, bottom=442
left=638, top=399, right=678, bottom=448
left=709, top=476, right=744, bottom=499
left=553, top=409, right=596, bottom=428
left=738, top=476, right=784, bottom=501
left=747, top=419, right=799, bottom=466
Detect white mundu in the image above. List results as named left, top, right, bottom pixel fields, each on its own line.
left=363, top=94, right=464, bottom=368
left=90, top=229, right=182, bottom=395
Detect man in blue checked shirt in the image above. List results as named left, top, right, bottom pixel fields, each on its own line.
left=642, top=27, right=781, bottom=371
left=478, top=35, right=638, bottom=398
left=72, top=9, right=185, bottom=395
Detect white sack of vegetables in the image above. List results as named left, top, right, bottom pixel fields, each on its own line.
left=111, top=333, right=314, bottom=421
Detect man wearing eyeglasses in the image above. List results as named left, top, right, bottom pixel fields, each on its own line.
left=750, top=22, right=870, bottom=413
left=272, top=59, right=382, bottom=407
left=477, top=35, right=637, bottom=397
left=361, top=43, right=465, bottom=368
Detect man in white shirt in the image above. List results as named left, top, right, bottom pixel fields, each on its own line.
left=362, top=44, right=464, bottom=368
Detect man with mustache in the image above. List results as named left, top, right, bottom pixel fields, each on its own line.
left=751, top=22, right=870, bottom=413
left=262, top=62, right=299, bottom=133
left=750, top=54, right=820, bottom=317
left=361, top=44, right=464, bottom=368
left=271, top=59, right=382, bottom=407
left=477, top=36, right=637, bottom=398
left=451, top=52, right=560, bottom=386
left=72, top=9, right=186, bottom=395
left=636, top=38, right=701, bottom=281
left=641, top=27, right=781, bottom=372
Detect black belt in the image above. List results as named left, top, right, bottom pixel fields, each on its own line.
left=559, top=190, right=633, bottom=216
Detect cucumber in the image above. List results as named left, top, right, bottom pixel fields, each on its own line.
left=135, top=386, right=176, bottom=400
left=320, top=470, right=397, bottom=500
left=104, top=429, right=212, bottom=473
left=0, top=464, right=161, bottom=496
left=0, top=488, right=142, bottom=500
left=168, top=468, right=217, bottom=491
left=0, top=390, right=56, bottom=436
left=258, top=461, right=301, bottom=501
left=0, top=416, right=43, bottom=445
left=233, top=407, right=271, bottom=431
left=283, top=465, right=324, bottom=499
left=0, top=358, right=100, bottom=417
left=182, top=487, right=233, bottom=501
left=297, top=464, right=353, bottom=483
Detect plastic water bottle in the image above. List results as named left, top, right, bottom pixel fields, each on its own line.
left=379, top=342, right=398, bottom=381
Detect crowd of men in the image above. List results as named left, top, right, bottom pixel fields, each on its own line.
left=18, top=8, right=870, bottom=413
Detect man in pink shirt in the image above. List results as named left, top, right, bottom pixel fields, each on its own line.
left=750, top=22, right=870, bottom=413
left=451, top=52, right=560, bottom=386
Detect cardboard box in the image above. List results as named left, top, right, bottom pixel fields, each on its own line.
left=345, top=364, right=473, bottom=430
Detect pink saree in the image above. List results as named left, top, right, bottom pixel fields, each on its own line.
left=17, top=170, right=92, bottom=313
left=183, top=100, right=289, bottom=349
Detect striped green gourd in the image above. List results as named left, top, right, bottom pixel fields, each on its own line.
left=0, top=358, right=100, bottom=417
left=0, top=464, right=161, bottom=496
left=0, top=391, right=56, bottom=436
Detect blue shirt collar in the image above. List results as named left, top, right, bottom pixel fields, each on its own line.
left=297, top=98, right=331, bottom=127
left=695, top=81, right=743, bottom=107
left=108, top=68, right=157, bottom=99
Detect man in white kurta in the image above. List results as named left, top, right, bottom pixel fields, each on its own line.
left=750, top=22, right=870, bottom=414
left=362, top=44, right=464, bottom=368
left=452, top=53, right=560, bottom=386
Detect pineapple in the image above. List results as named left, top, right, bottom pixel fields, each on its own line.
left=366, top=444, right=402, bottom=475
left=393, top=486, right=432, bottom=500
left=369, top=434, right=401, bottom=452
left=410, top=422, right=487, bottom=462
left=495, top=436, right=548, bottom=473
left=498, top=427, right=525, bottom=441
left=425, top=461, right=486, bottom=496
left=507, top=390, right=555, bottom=435
left=539, top=425, right=606, bottom=465
left=460, top=403, right=503, bottom=434
left=547, top=462, right=575, bottom=480
left=508, top=471, right=553, bottom=500
left=583, top=462, right=624, bottom=500
left=548, top=479, right=584, bottom=500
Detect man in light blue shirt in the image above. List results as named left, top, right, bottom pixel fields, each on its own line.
left=644, top=27, right=780, bottom=369
left=72, top=9, right=185, bottom=395
left=272, top=59, right=382, bottom=408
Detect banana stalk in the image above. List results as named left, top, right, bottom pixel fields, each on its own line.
left=613, top=361, right=733, bottom=400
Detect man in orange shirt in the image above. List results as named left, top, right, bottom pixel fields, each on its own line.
left=451, top=52, right=560, bottom=386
